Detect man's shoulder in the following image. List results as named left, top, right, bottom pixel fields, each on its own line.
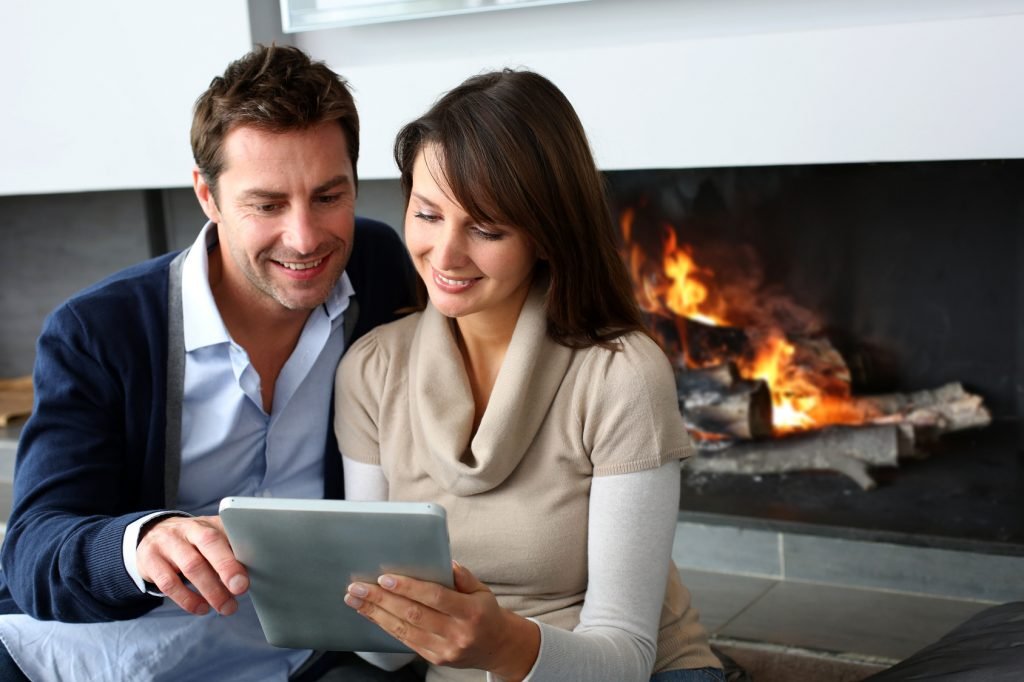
left=346, top=216, right=416, bottom=343
left=49, top=251, right=180, bottom=335
left=68, top=251, right=178, bottom=307
left=349, top=216, right=406, bottom=269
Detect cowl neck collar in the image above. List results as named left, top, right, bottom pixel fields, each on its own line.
left=409, top=284, right=573, bottom=496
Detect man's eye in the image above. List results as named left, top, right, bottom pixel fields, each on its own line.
left=316, top=194, right=342, bottom=205
left=254, top=203, right=281, bottom=214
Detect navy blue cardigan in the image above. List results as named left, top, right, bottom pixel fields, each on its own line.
left=0, top=217, right=414, bottom=622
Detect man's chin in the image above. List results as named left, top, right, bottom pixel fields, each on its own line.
left=277, top=294, right=330, bottom=312
left=268, top=273, right=343, bottom=312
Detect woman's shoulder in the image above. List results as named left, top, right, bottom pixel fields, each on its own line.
left=572, top=330, right=681, bottom=417
left=340, top=311, right=423, bottom=376
left=579, top=331, right=677, bottom=380
left=574, top=331, right=693, bottom=472
left=348, top=311, right=422, bottom=354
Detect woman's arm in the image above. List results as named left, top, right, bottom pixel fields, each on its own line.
left=342, top=456, right=390, bottom=501
left=345, top=460, right=681, bottom=681
left=516, top=460, right=681, bottom=681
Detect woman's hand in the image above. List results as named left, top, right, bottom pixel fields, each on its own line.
left=345, top=561, right=540, bottom=680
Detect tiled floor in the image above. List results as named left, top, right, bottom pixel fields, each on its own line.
left=680, top=567, right=998, bottom=679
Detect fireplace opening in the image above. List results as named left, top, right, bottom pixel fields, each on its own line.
left=605, top=160, right=1024, bottom=554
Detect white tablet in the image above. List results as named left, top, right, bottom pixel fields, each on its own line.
left=219, top=496, right=452, bottom=653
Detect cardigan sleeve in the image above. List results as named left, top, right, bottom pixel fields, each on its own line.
left=1, top=301, right=164, bottom=622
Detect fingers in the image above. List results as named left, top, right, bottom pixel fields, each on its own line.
left=451, top=560, right=487, bottom=596
left=199, top=518, right=250, bottom=595
left=344, top=568, right=500, bottom=667
left=367, top=568, right=475, bottom=618
left=344, top=580, right=448, bottom=657
left=136, top=515, right=249, bottom=616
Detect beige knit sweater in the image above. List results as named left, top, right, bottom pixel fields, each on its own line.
left=335, top=286, right=719, bottom=680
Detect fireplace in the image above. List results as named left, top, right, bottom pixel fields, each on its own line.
left=605, top=159, right=1024, bottom=554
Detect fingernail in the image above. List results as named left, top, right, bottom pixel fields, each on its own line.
left=378, top=575, right=397, bottom=589
left=219, top=598, right=238, bottom=616
left=195, top=603, right=210, bottom=616
left=349, top=583, right=368, bottom=597
left=228, top=575, right=248, bottom=594
left=344, top=594, right=364, bottom=609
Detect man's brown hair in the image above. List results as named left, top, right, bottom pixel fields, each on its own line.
left=191, top=44, right=359, bottom=198
left=394, top=69, right=646, bottom=349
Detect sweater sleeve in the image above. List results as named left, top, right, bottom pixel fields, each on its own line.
left=516, top=461, right=681, bottom=681
left=0, top=302, right=164, bottom=622
left=578, top=334, right=694, bottom=477
left=335, top=329, right=388, bottom=466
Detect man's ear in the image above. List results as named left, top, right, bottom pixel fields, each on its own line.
left=192, top=168, right=221, bottom=223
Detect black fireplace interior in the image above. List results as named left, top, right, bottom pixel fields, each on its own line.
left=604, top=160, right=1024, bottom=554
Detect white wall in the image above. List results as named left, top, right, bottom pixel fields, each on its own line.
left=296, top=0, right=1024, bottom=178
left=0, top=1, right=252, bottom=196
left=6, top=0, right=1023, bottom=193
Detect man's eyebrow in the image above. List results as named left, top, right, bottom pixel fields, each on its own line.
left=239, top=188, right=287, bottom=201
left=313, top=174, right=352, bottom=194
left=237, top=175, right=353, bottom=202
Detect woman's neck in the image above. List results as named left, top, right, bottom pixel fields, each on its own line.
left=453, top=293, right=529, bottom=432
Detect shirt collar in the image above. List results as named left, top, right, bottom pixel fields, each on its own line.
left=181, top=221, right=355, bottom=352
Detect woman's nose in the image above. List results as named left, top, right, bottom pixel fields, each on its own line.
left=431, top=224, right=466, bottom=270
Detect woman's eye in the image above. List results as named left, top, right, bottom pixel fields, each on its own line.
left=413, top=211, right=440, bottom=223
left=472, top=226, right=503, bottom=241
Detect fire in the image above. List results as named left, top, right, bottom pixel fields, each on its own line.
left=621, top=210, right=870, bottom=435
left=622, top=209, right=725, bottom=326
left=740, top=333, right=816, bottom=431
left=661, top=232, right=722, bottom=327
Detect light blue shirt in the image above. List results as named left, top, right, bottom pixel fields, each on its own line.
left=0, top=222, right=354, bottom=681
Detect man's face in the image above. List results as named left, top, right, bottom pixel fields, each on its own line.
left=193, top=122, right=355, bottom=317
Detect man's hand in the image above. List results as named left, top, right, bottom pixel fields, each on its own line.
left=136, top=515, right=249, bottom=616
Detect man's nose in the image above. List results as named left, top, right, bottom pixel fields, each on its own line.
left=281, top=207, right=321, bottom=255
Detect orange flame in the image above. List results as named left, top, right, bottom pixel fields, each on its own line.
left=622, top=209, right=725, bottom=326
left=622, top=212, right=872, bottom=435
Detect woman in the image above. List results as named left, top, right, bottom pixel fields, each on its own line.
left=335, top=69, right=723, bottom=682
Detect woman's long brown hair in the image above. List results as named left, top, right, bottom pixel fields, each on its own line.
left=394, top=69, right=646, bottom=349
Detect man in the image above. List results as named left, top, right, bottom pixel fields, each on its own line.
left=0, top=44, right=417, bottom=680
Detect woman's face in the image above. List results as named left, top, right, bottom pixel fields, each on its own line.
left=404, top=147, right=537, bottom=332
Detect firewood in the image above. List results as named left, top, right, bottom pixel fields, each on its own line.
left=0, top=376, right=33, bottom=427
left=677, top=364, right=773, bottom=440
left=683, top=318, right=750, bottom=367
left=855, top=382, right=991, bottom=436
left=676, top=363, right=741, bottom=394
left=682, top=424, right=914, bottom=490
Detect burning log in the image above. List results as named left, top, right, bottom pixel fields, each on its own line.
left=856, top=382, right=991, bottom=438
left=683, top=318, right=750, bottom=367
left=676, top=363, right=773, bottom=441
left=682, top=423, right=914, bottom=490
